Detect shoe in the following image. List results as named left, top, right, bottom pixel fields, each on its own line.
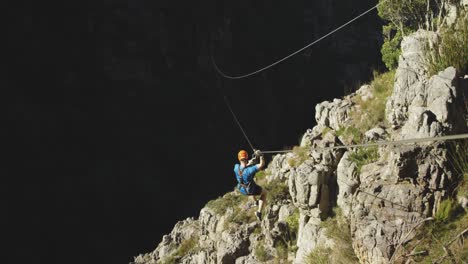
left=255, top=211, right=262, bottom=221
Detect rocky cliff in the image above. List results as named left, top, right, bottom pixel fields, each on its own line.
left=132, top=6, right=468, bottom=264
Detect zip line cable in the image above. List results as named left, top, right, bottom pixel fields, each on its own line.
left=224, top=96, right=256, bottom=152
left=212, top=0, right=389, bottom=80
left=262, top=133, right=468, bottom=154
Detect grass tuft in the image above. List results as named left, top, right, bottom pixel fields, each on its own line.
left=205, top=192, right=247, bottom=215
left=435, top=199, right=459, bottom=223
left=161, top=236, right=199, bottom=264
left=449, top=140, right=468, bottom=197
left=348, top=146, right=379, bottom=173
left=350, top=70, right=395, bottom=133
left=254, top=243, right=269, bottom=262
left=305, top=246, right=331, bottom=264
left=265, top=178, right=290, bottom=202
left=318, top=208, right=359, bottom=264
left=426, top=11, right=468, bottom=76
left=287, top=146, right=310, bottom=168
left=400, top=212, right=468, bottom=263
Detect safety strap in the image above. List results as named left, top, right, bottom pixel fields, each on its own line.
left=237, top=165, right=252, bottom=190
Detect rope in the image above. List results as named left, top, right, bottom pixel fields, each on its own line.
left=224, top=96, right=255, bottom=152
left=212, top=0, right=389, bottom=80
left=262, top=133, right=468, bottom=154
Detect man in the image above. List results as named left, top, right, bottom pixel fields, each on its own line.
left=234, top=149, right=267, bottom=220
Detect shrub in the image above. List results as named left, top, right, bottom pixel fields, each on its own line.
left=350, top=70, right=395, bottom=133
left=305, top=246, right=331, bottom=264
left=336, top=126, right=363, bottom=144
left=282, top=208, right=300, bottom=254
left=449, top=140, right=468, bottom=196
left=162, top=236, right=199, bottom=264
left=287, top=146, right=310, bottom=168
left=227, top=205, right=256, bottom=226
left=377, top=0, right=427, bottom=33
left=255, top=170, right=269, bottom=186
left=254, top=243, right=269, bottom=262
left=285, top=209, right=299, bottom=240
left=348, top=147, right=379, bottom=173
left=381, top=25, right=402, bottom=70
left=275, top=240, right=289, bottom=261
left=398, top=211, right=468, bottom=263
left=206, top=192, right=247, bottom=215
left=435, top=199, right=458, bottom=223
left=426, top=12, right=468, bottom=76
left=320, top=208, right=359, bottom=264
left=265, top=178, right=290, bottom=202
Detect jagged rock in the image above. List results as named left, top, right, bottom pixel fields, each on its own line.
left=356, top=84, right=374, bottom=102
left=134, top=26, right=467, bottom=264
left=364, top=127, right=387, bottom=142
left=294, top=213, right=333, bottom=264
left=234, top=255, right=259, bottom=264
left=349, top=142, right=454, bottom=264
left=336, top=152, right=359, bottom=217
left=458, top=196, right=468, bottom=209
left=216, top=227, right=251, bottom=263
left=267, top=153, right=294, bottom=181
left=386, top=30, right=436, bottom=130
left=315, top=98, right=353, bottom=130
left=385, top=29, right=464, bottom=138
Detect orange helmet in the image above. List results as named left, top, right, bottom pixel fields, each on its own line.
left=238, top=150, right=248, bottom=161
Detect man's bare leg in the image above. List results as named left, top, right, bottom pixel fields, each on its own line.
left=257, top=189, right=267, bottom=213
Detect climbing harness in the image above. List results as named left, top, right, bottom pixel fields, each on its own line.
left=237, top=165, right=252, bottom=192
left=212, top=0, right=390, bottom=80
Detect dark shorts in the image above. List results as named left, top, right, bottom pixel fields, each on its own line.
left=240, top=182, right=263, bottom=196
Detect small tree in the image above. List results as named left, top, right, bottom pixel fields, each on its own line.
left=377, top=0, right=427, bottom=35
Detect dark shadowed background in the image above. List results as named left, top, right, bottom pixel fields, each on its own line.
left=5, top=0, right=383, bottom=263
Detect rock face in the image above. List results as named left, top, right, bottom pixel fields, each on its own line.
left=132, top=28, right=467, bottom=264
left=386, top=30, right=465, bottom=138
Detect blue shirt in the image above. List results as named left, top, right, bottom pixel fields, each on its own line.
left=234, top=164, right=258, bottom=195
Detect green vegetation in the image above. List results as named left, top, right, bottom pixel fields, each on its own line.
left=319, top=208, right=359, bottom=264
left=265, top=178, right=290, bottom=202
left=254, top=243, right=269, bottom=262
left=398, top=211, right=468, bottom=263
left=226, top=205, right=256, bottom=226
left=336, top=126, right=363, bottom=144
left=376, top=0, right=427, bottom=70
left=348, top=146, right=379, bottom=173
left=435, top=199, right=458, bottom=223
left=205, top=192, right=247, bottom=215
left=350, top=70, right=395, bottom=133
left=426, top=12, right=468, bottom=76
left=285, top=209, right=300, bottom=246
left=272, top=208, right=300, bottom=257
left=287, top=146, right=310, bottom=168
left=275, top=241, right=289, bottom=261
left=377, top=0, right=467, bottom=75
left=450, top=140, right=468, bottom=197
left=254, top=170, right=269, bottom=187
left=321, top=126, right=332, bottom=137
left=377, top=0, right=424, bottom=70
left=392, top=142, right=468, bottom=263
left=305, top=246, right=331, bottom=264
left=161, top=236, right=199, bottom=264
left=377, top=0, right=426, bottom=33
left=381, top=25, right=403, bottom=70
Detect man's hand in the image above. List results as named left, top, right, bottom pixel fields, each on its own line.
left=254, top=149, right=263, bottom=157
